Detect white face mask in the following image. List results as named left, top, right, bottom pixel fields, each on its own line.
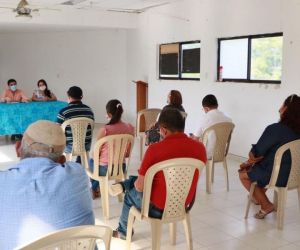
left=10, top=85, right=17, bottom=92
left=39, top=86, right=46, bottom=91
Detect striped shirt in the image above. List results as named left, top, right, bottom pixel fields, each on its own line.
left=57, top=101, right=94, bottom=148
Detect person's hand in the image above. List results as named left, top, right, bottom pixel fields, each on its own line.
left=248, top=151, right=264, bottom=164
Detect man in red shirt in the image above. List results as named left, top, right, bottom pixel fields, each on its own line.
left=112, top=108, right=207, bottom=239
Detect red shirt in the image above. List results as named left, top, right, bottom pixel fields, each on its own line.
left=138, top=133, right=207, bottom=209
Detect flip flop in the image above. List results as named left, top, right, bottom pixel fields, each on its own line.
left=254, top=208, right=274, bottom=219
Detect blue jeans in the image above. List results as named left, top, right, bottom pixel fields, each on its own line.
left=88, top=158, right=126, bottom=191
left=117, top=176, right=163, bottom=237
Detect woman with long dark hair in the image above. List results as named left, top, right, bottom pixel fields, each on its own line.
left=32, top=79, right=57, bottom=101
left=239, top=94, right=300, bottom=219
left=89, top=99, right=134, bottom=199
left=163, top=90, right=185, bottom=112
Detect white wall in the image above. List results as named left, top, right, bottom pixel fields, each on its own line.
left=126, top=0, right=300, bottom=157
left=0, top=29, right=135, bottom=123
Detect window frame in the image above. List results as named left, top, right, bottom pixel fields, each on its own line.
left=159, top=40, right=201, bottom=81
left=217, top=32, right=283, bottom=84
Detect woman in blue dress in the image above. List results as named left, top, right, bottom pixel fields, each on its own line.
left=239, top=94, right=300, bottom=219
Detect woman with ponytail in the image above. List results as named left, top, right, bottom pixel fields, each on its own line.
left=89, top=99, right=134, bottom=199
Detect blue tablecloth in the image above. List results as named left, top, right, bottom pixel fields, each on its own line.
left=0, top=101, right=68, bottom=135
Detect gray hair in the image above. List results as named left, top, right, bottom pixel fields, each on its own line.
left=20, top=139, right=62, bottom=162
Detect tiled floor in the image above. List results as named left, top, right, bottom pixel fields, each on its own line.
left=1, top=126, right=300, bottom=250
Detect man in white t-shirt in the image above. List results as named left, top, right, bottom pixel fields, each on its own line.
left=192, top=94, right=232, bottom=158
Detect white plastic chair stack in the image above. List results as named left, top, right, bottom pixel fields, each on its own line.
left=87, top=134, right=134, bottom=220
left=202, top=122, right=235, bottom=194
left=136, top=108, right=161, bottom=160
left=15, top=225, right=112, bottom=250
left=245, top=139, right=300, bottom=229
left=126, top=158, right=205, bottom=250
left=61, top=117, right=94, bottom=170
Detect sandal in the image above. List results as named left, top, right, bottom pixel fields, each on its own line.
left=254, top=208, right=274, bottom=219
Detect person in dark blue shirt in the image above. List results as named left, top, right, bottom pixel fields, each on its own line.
left=239, top=94, right=300, bottom=219
left=57, top=86, right=94, bottom=154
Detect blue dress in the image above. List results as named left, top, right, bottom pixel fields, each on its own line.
left=247, top=122, right=300, bottom=187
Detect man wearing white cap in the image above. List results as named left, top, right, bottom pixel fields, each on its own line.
left=0, top=120, right=95, bottom=250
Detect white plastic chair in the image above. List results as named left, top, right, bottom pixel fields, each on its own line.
left=202, top=122, right=235, bottom=194
left=245, top=139, right=300, bottom=229
left=61, top=117, right=94, bottom=169
left=87, top=134, right=134, bottom=220
left=126, top=158, right=205, bottom=250
left=136, top=108, right=161, bottom=160
left=15, top=225, right=112, bottom=250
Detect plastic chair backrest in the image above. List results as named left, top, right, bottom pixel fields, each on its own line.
left=61, top=117, right=94, bottom=155
left=15, top=225, right=112, bottom=250
left=136, top=108, right=161, bottom=134
left=92, top=134, right=134, bottom=179
left=268, top=139, right=300, bottom=190
left=202, top=122, right=235, bottom=162
left=141, top=158, right=205, bottom=223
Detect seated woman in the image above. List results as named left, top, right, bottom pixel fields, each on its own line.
left=89, top=99, right=134, bottom=199
left=145, top=90, right=185, bottom=145
left=239, top=94, right=300, bottom=219
left=32, top=79, right=57, bottom=101
left=163, top=89, right=185, bottom=112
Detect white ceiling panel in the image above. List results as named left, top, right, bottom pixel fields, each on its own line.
left=0, top=0, right=182, bottom=11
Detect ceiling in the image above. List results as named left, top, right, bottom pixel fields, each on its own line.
left=0, top=0, right=179, bottom=12
left=0, top=0, right=182, bottom=32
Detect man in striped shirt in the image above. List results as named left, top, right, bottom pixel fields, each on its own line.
left=57, top=86, right=94, bottom=156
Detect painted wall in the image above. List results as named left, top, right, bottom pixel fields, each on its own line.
left=126, top=0, right=300, bottom=157
left=0, top=29, right=134, bottom=123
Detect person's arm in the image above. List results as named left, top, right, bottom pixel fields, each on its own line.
left=31, top=92, right=40, bottom=101
left=56, top=111, right=65, bottom=125
left=134, top=175, right=145, bottom=192
left=20, top=90, right=29, bottom=102
left=96, top=127, right=106, bottom=140
left=134, top=145, right=155, bottom=192
left=251, top=124, right=279, bottom=158
left=49, top=93, right=57, bottom=101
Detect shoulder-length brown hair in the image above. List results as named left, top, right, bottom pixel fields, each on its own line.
left=169, top=90, right=182, bottom=106
left=281, top=94, right=300, bottom=134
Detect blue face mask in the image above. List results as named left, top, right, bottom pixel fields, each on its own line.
left=10, top=85, right=17, bottom=92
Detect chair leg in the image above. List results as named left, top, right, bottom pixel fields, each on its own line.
left=211, top=162, right=215, bottom=183
left=273, top=190, right=278, bottom=211
left=169, top=222, right=176, bottom=245
left=245, top=183, right=256, bottom=219
left=100, top=178, right=110, bottom=220
left=297, top=187, right=300, bottom=211
left=126, top=210, right=135, bottom=249
left=151, top=220, right=162, bottom=250
left=183, top=214, right=193, bottom=250
left=223, top=159, right=229, bottom=191
left=206, top=161, right=212, bottom=194
left=277, top=188, right=287, bottom=230
left=139, top=135, right=143, bottom=161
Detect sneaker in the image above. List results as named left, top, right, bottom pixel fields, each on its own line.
left=112, top=230, right=126, bottom=240
left=112, top=229, right=134, bottom=240
left=109, top=183, right=124, bottom=196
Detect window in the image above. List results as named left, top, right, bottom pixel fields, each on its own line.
left=159, top=41, right=200, bottom=80
left=217, top=33, right=283, bottom=83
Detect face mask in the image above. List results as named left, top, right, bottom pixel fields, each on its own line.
left=39, top=86, right=46, bottom=91
left=10, top=85, right=17, bottom=92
